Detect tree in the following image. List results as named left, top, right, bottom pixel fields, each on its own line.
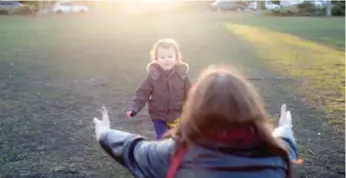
left=331, top=0, right=345, bottom=16
left=271, top=0, right=280, bottom=5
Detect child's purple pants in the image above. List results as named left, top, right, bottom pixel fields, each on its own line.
left=152, top=119, right=169, bottom=140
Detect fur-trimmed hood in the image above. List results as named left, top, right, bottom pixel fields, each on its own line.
left=146, top=62, right=189, bottom=80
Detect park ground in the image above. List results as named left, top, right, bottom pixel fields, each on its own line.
left=0, top=11, right=344, bottom=178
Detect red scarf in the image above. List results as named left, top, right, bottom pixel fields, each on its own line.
left=202, top=127, right=262, bottom=147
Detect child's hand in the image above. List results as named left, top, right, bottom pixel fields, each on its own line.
left=93, top=106, right=111, bottom=141
left=126, top=110, right=136, bottom=118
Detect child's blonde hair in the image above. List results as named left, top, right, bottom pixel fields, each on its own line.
left=150, top=38, right=183, bottom=62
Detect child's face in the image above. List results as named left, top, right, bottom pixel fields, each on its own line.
left=156, top=47, right=177, bottom=71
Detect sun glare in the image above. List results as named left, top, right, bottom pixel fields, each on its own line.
left=121, top=0, right=183, bottom=15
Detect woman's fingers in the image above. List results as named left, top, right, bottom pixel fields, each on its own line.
left=101, top=106, right=109, bottom=121
left=278, top=104, right=293, bottom=128
left=93, top=117, right=101, bottom=124
left=280, top=104, right=286, bottom=119
left=102, top=105, right=107, bottom=113
left=279, top=104, right=286, bottom=126
left=98, top=105, right=110, bottom=128
left=285, top=111, right=292, bottom=128
left=93, top=106, right=111, bottom=141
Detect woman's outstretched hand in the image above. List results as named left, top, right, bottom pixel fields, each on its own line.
left=93, top=106, right=111, bottom=141
left=273, top=104, right=294, bottom=139
left=279, top=104, right=292, bottom=128
left=275, top=104, right=304, bottom=164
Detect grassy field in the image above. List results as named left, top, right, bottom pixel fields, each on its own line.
left=226, top=14, right=345, bottom=50
left=0, top=11, right=344, bottom=178
left=226, top=15, right=345, bottom=130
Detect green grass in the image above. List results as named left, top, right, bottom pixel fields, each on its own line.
left=0, top=12, right=344, bottom=177
left=227, top=14, right=345, bottom=50
left=0, top=13, right=237, bottom=178
left=226, top=15, right=345, bottom=130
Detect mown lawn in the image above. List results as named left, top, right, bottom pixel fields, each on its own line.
left=0, top=12, right=344, bottom=178
left=0, top=12, right=257, bottom=177
left=227, top=15, right=345, bottom=50
left=226, top=15, right=345, bottom=130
